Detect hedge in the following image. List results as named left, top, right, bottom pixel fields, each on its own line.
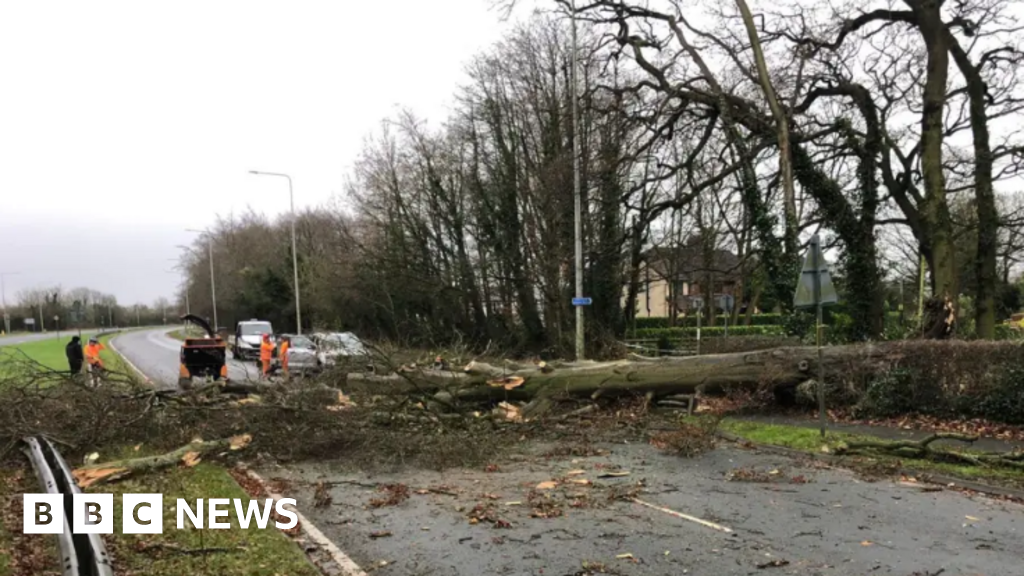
left=846, top=340, right=1024, bottom=424
left=632, top=314, right=783, bottom=330
left=632, top=325, right=787, bottom=339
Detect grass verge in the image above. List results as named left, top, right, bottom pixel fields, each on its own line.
left=95, top=460, right=320, bottom=576
left=0, top=332, right=124, bottom=372
left=167, top=327, right=205, bottom=341
left=719, top=418, right=1024, bottom=489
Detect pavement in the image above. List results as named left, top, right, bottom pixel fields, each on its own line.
left=110, top=326, right=258, bottom=390
left=265, top=440, right=1024, bottom=576
left=737, top=414, right=1024, bottom=454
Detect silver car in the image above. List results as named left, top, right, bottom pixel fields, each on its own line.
left=313, top=332, right=369, bottom=368
left=277, top=334, right=319, bottom=374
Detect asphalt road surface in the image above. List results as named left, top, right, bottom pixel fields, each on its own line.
left=281, top=441, right=1024, bottom=576
left=111, top=327, right=258, bottom=390
left=0, top=329, right=106, bottom=347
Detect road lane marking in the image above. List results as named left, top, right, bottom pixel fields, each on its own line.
left=244, top=469, right=368, bottom=576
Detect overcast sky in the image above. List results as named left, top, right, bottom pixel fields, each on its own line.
left=0, top=0, right=527, bottom=305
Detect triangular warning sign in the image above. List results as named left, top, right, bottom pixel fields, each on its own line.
left=794, top=235, right=838, bottom=308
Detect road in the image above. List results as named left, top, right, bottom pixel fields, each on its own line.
left=0, top=329, right=107, bottom=347
left=111, top=327, right=258, bottom=390
left=281, top=440, right=1024, bottom=576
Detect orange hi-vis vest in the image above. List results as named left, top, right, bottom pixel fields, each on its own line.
left=84, top=342, right=105, bottom=365
left=260, top=340, right=274, bottom=361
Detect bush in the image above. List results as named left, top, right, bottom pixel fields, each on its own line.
left=633, top=325, right=787, bottom=339
left=975, top=365, right=1024, bottom=424
left=844, top=341, right=1024, bottom=423
left=857, top=368, right=920, bottom=418
left=632, top=313, right=784, bottom=332
left=995, top=324, right=1024, bottom=341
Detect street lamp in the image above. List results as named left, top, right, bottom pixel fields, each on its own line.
left=249, top=170, right=302, bottom=335
left=0, top=271, right=18, bottom=334
left=570, top=0, right=585, bottom=360
left=184, top=231, right=218, bottom=332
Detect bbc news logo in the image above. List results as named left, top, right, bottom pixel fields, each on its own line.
left=24, top=494, right=298, bottom=534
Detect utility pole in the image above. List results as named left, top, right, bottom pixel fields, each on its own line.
left=570, top=0, right=585, bottom=360
left=185, top=231, right=218, bottom=332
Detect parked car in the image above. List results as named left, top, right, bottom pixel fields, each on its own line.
left=312, top=332, right=370, bottom=368
left=276, top=334, right=319, bottom=374
left=232, top=319, right=274, bottom=361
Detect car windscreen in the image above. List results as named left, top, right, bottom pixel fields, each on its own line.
left=290, top=336, right=313, bottom=348
left=240, top=323, right=272, bottom=336
left=321, top=333, right=364, bottom=351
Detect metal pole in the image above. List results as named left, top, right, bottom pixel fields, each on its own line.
left=249, top=171, right=302, bottom=335
left=288, top=176, right=301, bottom=335
left=208, top=236, right=218, bottom=333
left=812, top=236, right=826, bottom=438
left=696, top=305, right=702, bottom=356
left=571, top=0, right=584, bottom=360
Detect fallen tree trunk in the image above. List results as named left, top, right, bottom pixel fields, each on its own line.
left=72, top=434, right=253, bottom=487
left=350, top=344, right=903, bottom=418
left=835, top=433, right=1024, bottom=470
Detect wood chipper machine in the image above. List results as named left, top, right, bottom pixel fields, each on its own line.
left=178, top=314, right=229, bottom=390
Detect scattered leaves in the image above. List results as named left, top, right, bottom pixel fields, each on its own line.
left=369, top=483, right=410, bottom=508
left=313, top=480, right=332, bottom=508
left=756, top=559, right=790, bottom=569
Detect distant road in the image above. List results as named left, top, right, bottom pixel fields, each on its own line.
left=111, top=327, right=257, bottom=391
left=0, top=329, right=108, bottom=347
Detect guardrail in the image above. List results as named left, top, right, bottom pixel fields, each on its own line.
left=22, top=436, right=114, bottom=576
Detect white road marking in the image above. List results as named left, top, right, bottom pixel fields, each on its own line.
left=245, top=469, right=368, bottom=576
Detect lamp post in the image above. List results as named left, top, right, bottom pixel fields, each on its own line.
left=570, top=0, right=585, bottom=360
left=184, top=231, right=218, bottom=332
left=249, top=170, right=302, bottom=335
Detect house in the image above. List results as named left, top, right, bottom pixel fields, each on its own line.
left=623, top=237, right=745, bottom=318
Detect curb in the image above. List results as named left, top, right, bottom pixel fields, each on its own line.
left=716, top=431, right=1024, bottom=501
left=106, top=332, right=153, bottom=386
left=244, top=469, right=367, bottom=576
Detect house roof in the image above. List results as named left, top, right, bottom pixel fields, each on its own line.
left=644, top=237, right=743, bottom=281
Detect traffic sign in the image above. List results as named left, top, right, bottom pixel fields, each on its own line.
left=794, top=235, right=838, bottom=308
left=717, top=294, right=735, bottom=312
left=572, top=297, right=593, bottom=306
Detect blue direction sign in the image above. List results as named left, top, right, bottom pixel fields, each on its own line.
left=572, top=297, right=593, bottom=306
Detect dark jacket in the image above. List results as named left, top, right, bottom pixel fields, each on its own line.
left=66, top=337, right=84, bottom=362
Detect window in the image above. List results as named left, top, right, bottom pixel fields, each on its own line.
left=240, top=322, right=272, bottom=336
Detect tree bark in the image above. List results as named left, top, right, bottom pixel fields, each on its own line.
left=946, top=31, right=997, bottom=338
left=915, top=0, right=957, bottom=300
left=735, top=0, right=799, bottom=264
left=352, top=343, right=926, bottom=418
